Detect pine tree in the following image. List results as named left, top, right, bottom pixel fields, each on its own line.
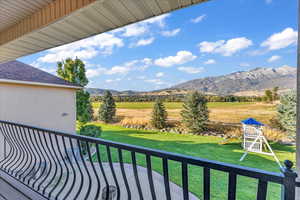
left=57, top=58, right=92, bottom=126
left=277, top=91, right=296, bottom=137
left=151, top=99, right=168, bottom=129
left=181, top=91, right=209, bottom=134
left=264, top=90, right=273, bottom=103
left=98, top=91, right=116, bottom=123
left=272, top=86, right=279, bottom=101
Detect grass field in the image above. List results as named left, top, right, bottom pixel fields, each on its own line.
left=92, top=102, right=276, bottom=124
left=88, top=122, right=295, bottom=200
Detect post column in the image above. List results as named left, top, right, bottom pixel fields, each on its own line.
left=296, top=0, right=300, bottom=199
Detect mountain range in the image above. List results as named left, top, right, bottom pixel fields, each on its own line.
left=87, top=66, right=296, bottom=96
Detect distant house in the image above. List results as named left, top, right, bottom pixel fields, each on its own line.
left=0, top=60, right=81, bottom=133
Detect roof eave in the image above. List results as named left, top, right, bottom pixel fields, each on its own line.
left=0, top=79, right=83, bottom=90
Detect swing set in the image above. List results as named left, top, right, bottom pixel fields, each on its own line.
left=239, top=118, right=282, bottom=168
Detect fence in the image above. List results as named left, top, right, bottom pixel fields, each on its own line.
left=0, top=120, right=298, bottom=200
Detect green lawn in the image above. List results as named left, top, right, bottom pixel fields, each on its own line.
left=87, top=122, right=295, bottom=200
left=92, top=101, right=254, bottom=110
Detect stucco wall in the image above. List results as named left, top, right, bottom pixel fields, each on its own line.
left=0, top=83, right=77, bottom=133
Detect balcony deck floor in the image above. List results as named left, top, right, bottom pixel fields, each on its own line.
left=0, top=178, right=30, bottom=200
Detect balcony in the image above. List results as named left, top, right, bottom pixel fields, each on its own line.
left=0, top=120, right=299, bottom=200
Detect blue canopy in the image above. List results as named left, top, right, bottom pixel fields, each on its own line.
left=241, top=118, right=264, bottom=126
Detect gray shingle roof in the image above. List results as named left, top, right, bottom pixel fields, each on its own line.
left=0, top=61, right=82, bottom=88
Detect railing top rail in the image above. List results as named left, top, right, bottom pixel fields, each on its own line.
left=0, top=120, right=284, bottom=184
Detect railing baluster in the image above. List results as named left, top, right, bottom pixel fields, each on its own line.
left=61, top=136, right=77, bottom=200
left=19, top=127, right=37, bottom=184
left=51, top=135, right=69, bottom=200
left=107, top=145, right=121, bottom=200
left=87, top=141, right=102, bottom=200
left=256, top=179, right=268, bottom=200
left=0, top=124, right=14, bottom=166
left=47, top=134, right=64, bottom=198
left=36, top=130, right=53, bottom=192
left=118, top=148, right=131, bottom=200
left=69, top=138, right=84, bottom=200
left=32, top=130, right=49, bottom=190
left=131, top=152, right=144, bottom=200
left=30, top=129, right=45, bottom=188
left=24, top=128, right=42, bottom=184
left=42, top=133, right=59, bottom=195
left=77, top=140, right=92, bottom=200
left=0, top=124, right=17, bottom=171
left=11, top=125, right=29, bottom=177
left=95, top=144, right=110, bottom=200
left=26, top=128, right=43, bottom=186
left=162, top=158, right=171, bottom=200
left=228, top=172, right=237, bottom=200
left=182, top=162, right=189, bottom=200
left=146, top=154, right=156, bottom=200
left=5, top=124, right=24, bottom=174
left=203, top=167, right=211, bottom=200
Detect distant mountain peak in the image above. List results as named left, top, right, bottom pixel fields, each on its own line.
left=172, top=66, right=296, bottom=96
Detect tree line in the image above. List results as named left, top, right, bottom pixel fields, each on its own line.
left=90, top=94, right=264, bottom=103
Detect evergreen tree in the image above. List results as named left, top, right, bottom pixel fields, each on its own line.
left=98, top=91, right=116, bottom=123
left=57, top=58, right=92, bottom=126
left=272, top=86, right=279, bottom=101
left=151, top=99, right=168, bottom=129
left=264, top=90, right=273, bottom=103
left=277, top=91, right=296, bottom=137
left=181, top=91, right=209, bottom=134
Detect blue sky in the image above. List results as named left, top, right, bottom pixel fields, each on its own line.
left=19, top=0, right=298, bottom=91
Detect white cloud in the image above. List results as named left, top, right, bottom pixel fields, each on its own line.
left=131, top=37, right=155, bottom=47
left=115, top=13, right=170, bottom=37
left=156, top=72, right=164, bottom=77
left=268, top=55, right=281, bottom=63
left=261, top=28, right=298, bottom=51
left=204, top=59, right=216, bottom=65
left=191, top=14, right=206, bottom=23
left=199, top=37, right=253, bottom=56
left=239, top=63, right=250, bottom=67
left=154, top=51, right=197, bottom=67
left=161, top=28, right=181, bottom=37
left=86, top=68, right=106, bottom=78
left=30, top=61, right=56, bottom=74
left=105, top=78, right=121, bottom=83
left=142, top=58, right=152, bottom=66
left=177, top=67, right=204, bottom=74
left=39, top=49, right=98, bottom=63
left=265, top=0, right=272, bottom=4
left=122, top=24, right=148, bottom=37
left=143, top=14, right=170, bottom=28
left=145, top=79, right=167, bottom=85
left=37, top=33, right=124, bottom=63
left=106, top=66, right=132, bottom=75
left=137, top=76, right=146, bottom=80
left=85, top=58, right=153, bottom=79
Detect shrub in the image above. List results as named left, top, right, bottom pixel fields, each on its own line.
left=181, top=91, right=209, bottom=134
left=79, top=124, right=102, bottom=154
left=98, top=91, right=116, bottom=123
left=79, top=124, right=102, bottom=138
left=151, top=99, right=168, bottom=129
left=263, top=127, right=287, bottom=142
left=120, top=117, right=150, bottom=128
